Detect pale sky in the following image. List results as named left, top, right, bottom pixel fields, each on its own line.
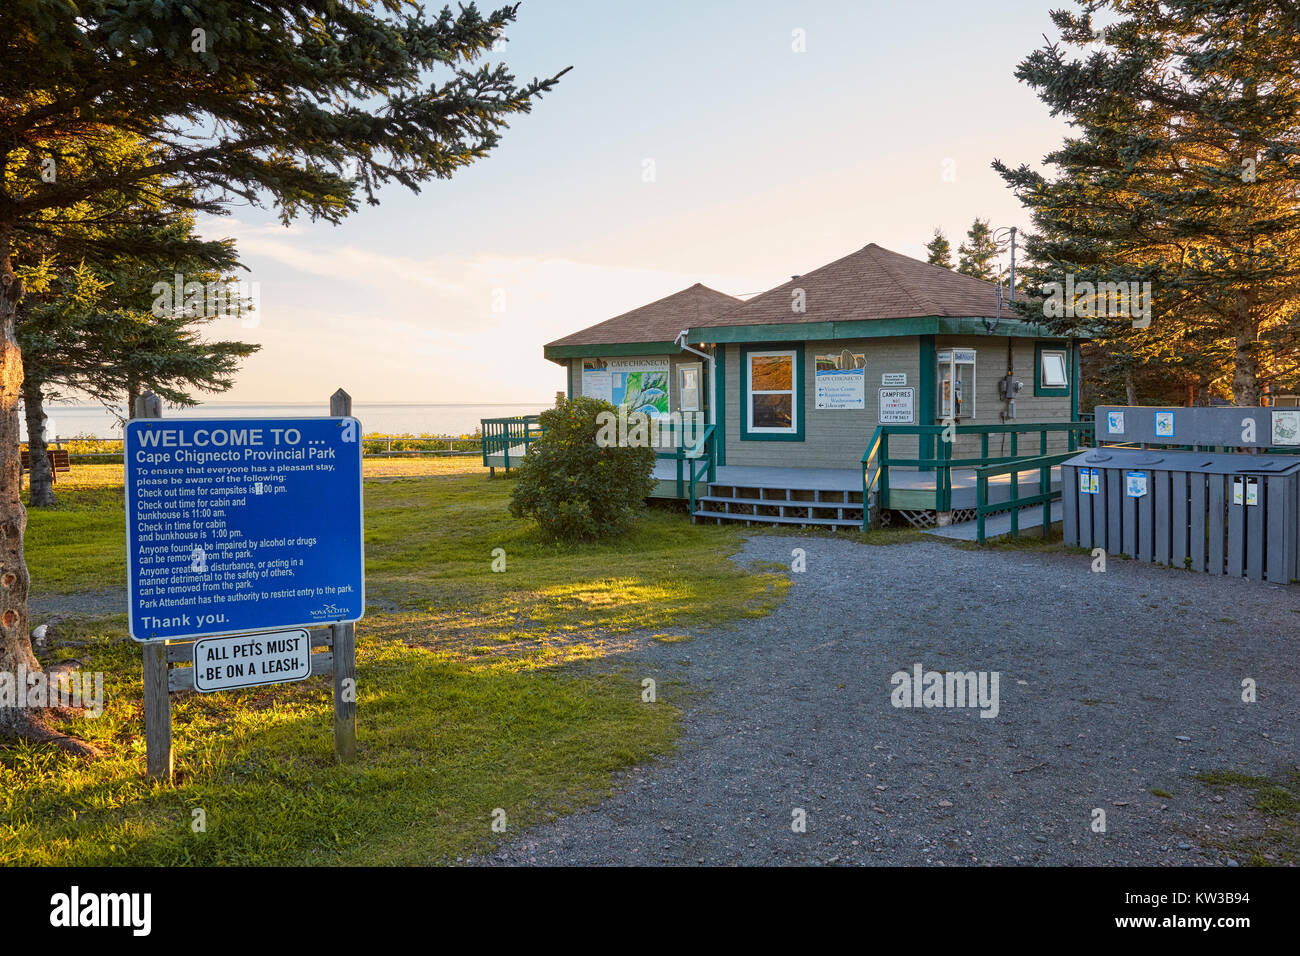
left=198, top=0, right=1074, bottom=403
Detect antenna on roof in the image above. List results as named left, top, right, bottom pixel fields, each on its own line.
left=991, top=226, right=1017, bottom=302
left=984, top=226, right=1018, bottom=333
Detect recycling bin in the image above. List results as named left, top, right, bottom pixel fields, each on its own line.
left=1062, top=446, right=1300, bottom=582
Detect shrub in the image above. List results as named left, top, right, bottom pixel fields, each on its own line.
left=508, top=396, right=657, bottom=540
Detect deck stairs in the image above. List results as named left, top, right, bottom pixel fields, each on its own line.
left=693, top=479, right=864, bottom=529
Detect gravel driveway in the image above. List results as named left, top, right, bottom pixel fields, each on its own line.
left=476, top=535, right=1299, bottom=866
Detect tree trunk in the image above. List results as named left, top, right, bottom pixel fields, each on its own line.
left=0, top=242, right=97, bottom=757
left=1232, top=300, right=1261, bottom=406
left=0, top=243, right=40, bottom=728
left=1124, top=369, right=1137, bottom=406
left=21, top=369, right=56, bottom=508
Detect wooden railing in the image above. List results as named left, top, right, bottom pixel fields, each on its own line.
left=861, top=420, right=1095, bottom=529
left=480, top=415, right=543, bottom=471
left=974, top=450, right=1079, bottom=544
left=655, top=423, right=717, bottom=515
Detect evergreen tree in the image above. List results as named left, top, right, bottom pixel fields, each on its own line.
left=993, top=0, right=1300, bottom=407
left=0, top=2, right=567, bottom=752
left=925, top=228, right=954, bottom=269
left=19, top=250, right=259, bottom=508
left=15, top=131, right=258, bottom=508
left=957, top=218, right=1003, bottom=281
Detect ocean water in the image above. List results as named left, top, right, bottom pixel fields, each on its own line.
left=29, top=402, right=553, bottom=440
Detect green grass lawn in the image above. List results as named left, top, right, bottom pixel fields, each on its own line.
left=25, top=465, right=127, bottom=592
left=6, top=459, right=788, bottom=865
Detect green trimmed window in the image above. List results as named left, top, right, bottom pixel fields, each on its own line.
left=741, top=345, right=804, bottom=441
left=1035, top=342, right=1070, bottom=397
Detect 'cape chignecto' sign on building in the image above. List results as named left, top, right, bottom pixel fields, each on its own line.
left=815, top=366, right=866, bottom=409
left=124, top=417, right=365, bottom=643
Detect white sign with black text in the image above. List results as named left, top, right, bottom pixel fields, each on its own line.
left=192, top=629, right=313, bottom=693
left=879, top=388, right=915, bottom=424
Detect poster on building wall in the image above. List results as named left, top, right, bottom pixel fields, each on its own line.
left=879, top=388, right=915, bottom=424
left=816, top=368, right=865, bottom=409
left=583, top=358, right=670, bottom=417
left=815, top=352, right=865, bottom=409
left=581, top=359, right=613, bottom=403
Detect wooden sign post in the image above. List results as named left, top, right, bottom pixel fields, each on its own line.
left=329, top=388, right=358, bottom=762
left=134, top=394, right=173, bottom=781
left=137, top=389, right=361, bottom=782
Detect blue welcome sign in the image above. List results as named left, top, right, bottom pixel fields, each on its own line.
left=124, top=417, right=365, bottom=642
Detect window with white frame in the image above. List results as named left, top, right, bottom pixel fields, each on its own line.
left=937, top=349, right=976, bottom=419
left=747, top=349, right=797, bottom=433
left=1040, top=349, right=1068, bottom=389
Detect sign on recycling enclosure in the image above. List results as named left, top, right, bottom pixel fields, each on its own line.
left=125, top=417, right=364, bottom=643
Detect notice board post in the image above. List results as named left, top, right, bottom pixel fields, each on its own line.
left=136, top=393, right=173, bottom=782
left=330, top=388, right=357, bottom=762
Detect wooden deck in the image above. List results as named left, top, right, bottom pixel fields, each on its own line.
left=651, top=461, right=1061, bottom=512
left=481, top=416, right=1085, bottom=535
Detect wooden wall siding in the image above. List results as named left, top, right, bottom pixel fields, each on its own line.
left=565, top=336, right=1076, bottom=472
left=935, top=335, right=1075, bottom=460
left=724, top=337, right=922, bottom=469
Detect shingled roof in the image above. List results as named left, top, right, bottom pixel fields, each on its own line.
left=694, top=243, right=1008, bottom=328
left=545, top=283, right=743, bottom=349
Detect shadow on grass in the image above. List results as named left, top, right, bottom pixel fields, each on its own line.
left=1, top=614, right=681, bottom=866
left=10, top=461, right=788, bottom=865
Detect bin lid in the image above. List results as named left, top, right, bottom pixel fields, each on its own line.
left=1063, top=446, right=1300, bottom=475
